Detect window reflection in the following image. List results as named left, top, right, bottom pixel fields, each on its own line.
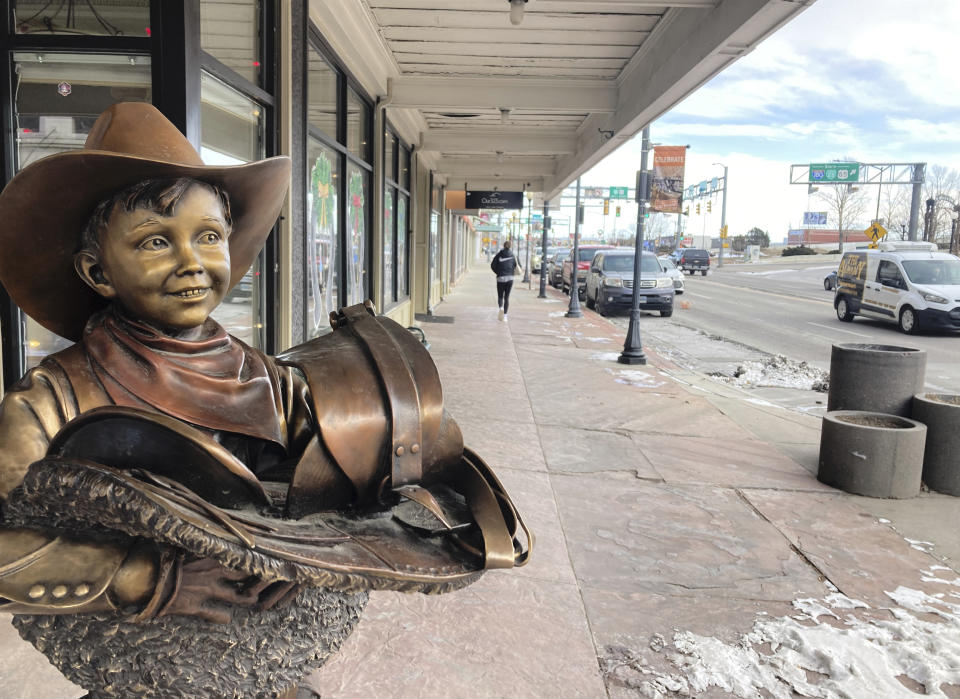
left=200, top=71, right=266, bottom=348
left=346, top=165, right=369, bottom=305
left=346, top=88, right=369, bottom=162
left=398, top=195, right=408, bottom=298
left=13, top=51, right=151, bottom=368
left=308, top=48, right=338, bottom=139
left=200, top=0, right=261, bottom=85
left=307, top=139, right=340, bottom=337
left=14, top=0, right=150, bottom=36
left=383, top=189, right=394, bottom=308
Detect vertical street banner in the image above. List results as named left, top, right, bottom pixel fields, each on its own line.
left=650, top=146, right=686, bottom=213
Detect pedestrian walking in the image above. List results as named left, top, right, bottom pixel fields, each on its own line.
left=491, top=240, right=522, bottom=321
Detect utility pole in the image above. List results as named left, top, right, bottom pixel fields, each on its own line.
left=619, top=126, right=650, bottom=365
left=714, top=162, right=728, bottom=267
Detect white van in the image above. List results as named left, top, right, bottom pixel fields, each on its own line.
left=834, top=241, right=960, bottom=333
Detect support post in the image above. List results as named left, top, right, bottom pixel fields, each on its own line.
left=908, top=163, right=925, bottom=241
left=522, top=195, right=532, bottom=284
left=538, top=200, right=549, bottom=298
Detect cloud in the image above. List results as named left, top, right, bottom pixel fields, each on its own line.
left=886, top=118, right=960, bottom=143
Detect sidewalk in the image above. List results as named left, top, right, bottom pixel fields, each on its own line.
left=4, top=265, right=960, bottom=697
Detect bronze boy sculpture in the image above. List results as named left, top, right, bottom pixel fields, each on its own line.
left=0, top=103, right=529, bottom=697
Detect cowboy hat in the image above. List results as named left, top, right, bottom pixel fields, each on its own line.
left=0, top=102, right=291, bottom=341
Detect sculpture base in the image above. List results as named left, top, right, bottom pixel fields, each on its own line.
left=14, top=586, right=368, bottom=698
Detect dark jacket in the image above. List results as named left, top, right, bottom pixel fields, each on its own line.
left=491, top=248, right=520, bottom=277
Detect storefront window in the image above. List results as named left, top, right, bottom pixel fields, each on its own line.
left=384, top=131, right=395, bottom=183
left=346, top=87, right=369, bottom=162
left=307, top=48, right=338, bottom=140
left=398, top=195, right=408, bottom=298
left=200, top=0, right=261, bottom=85
left=346, top=165, right=369, bottom=305
left=14, top=0, right=150, bottom=36
left=13, top=51, right=151, bottom=368
left=383, top=189, right=394, bottom=308
left=200, top=71, right=266, bottom=347
left=306, top=139, right=340, bottom=337
left=399, top=146, right=410, bottom=190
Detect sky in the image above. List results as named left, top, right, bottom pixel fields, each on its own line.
left=577, top=0, right=960, bottom=245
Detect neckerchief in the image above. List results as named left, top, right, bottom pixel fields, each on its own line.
left=83, top=308, right=285, bottom=446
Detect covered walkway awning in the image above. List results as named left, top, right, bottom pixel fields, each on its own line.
left=311, top=0, right=815, bottom=198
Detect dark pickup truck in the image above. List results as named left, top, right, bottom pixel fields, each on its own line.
left=677, top=249, right=710, bottom=276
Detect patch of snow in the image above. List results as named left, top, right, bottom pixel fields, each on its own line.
left=603, top=574, right=960, bottom=698
left=715, top=354, right=829, bottom=392
left=580, top=337, right=611, bottom=343
left=591, top=352, right=622, bottom=362
left=878, top=518, right=891, bottom=524
left=548, top=310, right=567, bottom=317
left=606, top=368, right=666, bottom=388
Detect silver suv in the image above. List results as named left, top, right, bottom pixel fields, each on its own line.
left=585, top=249, right=674, bottom=317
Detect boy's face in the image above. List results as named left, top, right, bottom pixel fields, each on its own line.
left=84, top=184, right=231, bottom=333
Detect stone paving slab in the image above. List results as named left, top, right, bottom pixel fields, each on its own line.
left=635, top=434, right=831, bottom=491
left=455, top=417, right=548, bottom=473
left=551, top=474, right=826, bottom=602
left=0, top=617, right=83, bottom=698
left=741, top=489, right=946, bottom=608
left=305, top=573, right=605, bottom=698
left=538, top=424, right=661, bottom=479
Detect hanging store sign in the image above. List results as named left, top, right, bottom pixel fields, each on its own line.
left=650, top=146, right=687, bottom=213
left=465, top=190, right=524, bottom=210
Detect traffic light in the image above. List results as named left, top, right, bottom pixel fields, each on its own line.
left=696, top=203, right=701, bottom=215
left=683, top=206, right=689, bottom=216
left=615, top=206, right=621, bottom=217
left=707, top=201, right=712, bottom=213
left=603, top=198, right=610, bottom=215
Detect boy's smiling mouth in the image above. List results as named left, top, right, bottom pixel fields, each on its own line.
left=169, top=287, right=210, bottom=298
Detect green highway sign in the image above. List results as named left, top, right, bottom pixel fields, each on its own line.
left=808, top=162, right=860, bottom=183
left=609, top=186, right=629, bottom=199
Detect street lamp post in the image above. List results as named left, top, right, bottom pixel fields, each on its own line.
left=538, top=199, right=549, bottom=298
left=713, top=162, right=728, bottom=267
left=566, top=178, right=583, bottom=318
left=522, top=192, right=532, bottom=283
left=619, top=126, right=651, bottom=365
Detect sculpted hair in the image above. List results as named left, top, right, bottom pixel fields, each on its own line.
left=79, top=178, right=233, bottom=257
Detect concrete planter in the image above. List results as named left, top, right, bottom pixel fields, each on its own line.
left=818, top=410, right=926, bottom=498
left=912, top=393, right=960, bottom=495
left=827, top=343, right=926, bottom=417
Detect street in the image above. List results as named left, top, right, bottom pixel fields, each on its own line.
left=603, top=258, right=960, bottom=395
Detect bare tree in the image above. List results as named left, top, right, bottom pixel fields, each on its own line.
left=923, top=165, right=960, bottom=244
left=815, top=183, right=870, bottom=249
left=877, top=186, right=911, bottom=239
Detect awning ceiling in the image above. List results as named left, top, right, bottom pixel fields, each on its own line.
left=311, top=0, right=815, bottom=199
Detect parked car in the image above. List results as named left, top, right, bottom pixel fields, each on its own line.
left=532, top=246, right=562, bottom=274
left=677, top=248, right=710, bottom=275
left=562, top=244, right=615, bottom=298
left=833, top=241, right=960, bottom=333
left=547, top=250, right=570, bottom=288
left=657, top=255, right=685, bottom=294
left=824, top=270, right=838, bottom=290
left=585, top=249, right=674, bottom=317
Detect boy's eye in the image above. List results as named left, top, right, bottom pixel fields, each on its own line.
left=199, top=231, right=222, bottom=244
left=139, top=237, right=169, bottom=251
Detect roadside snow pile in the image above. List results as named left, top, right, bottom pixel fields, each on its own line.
left=602, top=567, right=960, bottom=698
left=717, top=354, right=829, bottom=392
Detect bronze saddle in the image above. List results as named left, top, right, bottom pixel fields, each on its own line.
left=5, top=303, right=531, bottom=593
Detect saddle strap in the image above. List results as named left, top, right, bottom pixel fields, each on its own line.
left=338, top=304, right=423, bottom=489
